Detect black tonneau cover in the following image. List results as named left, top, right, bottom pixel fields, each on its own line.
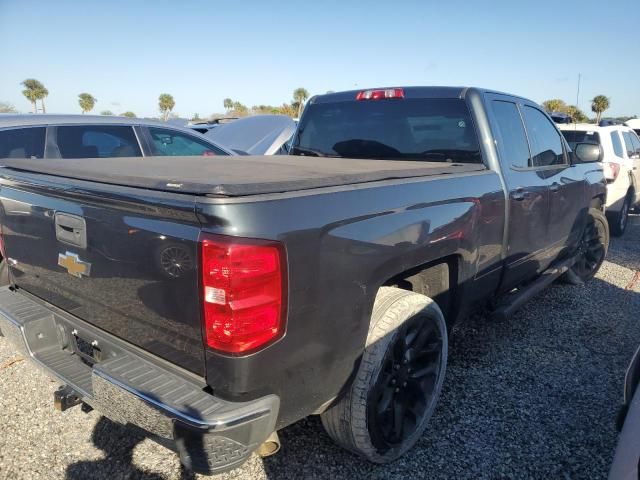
left=0, top=155, right=486, bottom=197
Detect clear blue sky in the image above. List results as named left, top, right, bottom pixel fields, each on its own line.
left=1, top=0, right=638, bottom=118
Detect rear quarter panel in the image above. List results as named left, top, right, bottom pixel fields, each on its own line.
left=196, top=170, right=505, bottom=427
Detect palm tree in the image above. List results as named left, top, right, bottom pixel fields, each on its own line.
left=39, top=85, right=49, bottom=113
left=223, top=98, right=233, bottom=111
left=158, top=93, right=175, bottom=121
left=78, top=93, right=97, bottom=114
left=591, top=95, right=610, bottom=124
left=542, top=99, right=566, bottom=114
left=0, top=101, right=17, bottom=113
left=293, top=88, right=309, bottom=118
left=566, top=105, right=588, bottom=123
left=21, top=79, right=48, bottom=113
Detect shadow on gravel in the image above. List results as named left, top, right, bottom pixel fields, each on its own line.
left=65, top=416, right=195, bottom=480
left=261, top=277, right=640, bottom=479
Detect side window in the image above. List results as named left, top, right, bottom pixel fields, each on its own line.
left=146, top=128, right=227, bottom=156
left=620, top=132, right=634, bottom=157
left=521, top=106, right=566, bottom=167
left=55, top=126, right=142, bottom=159
left=628, top=132, right=640, bottom=155
left=490, top=100, right=531, bottom=169
left=610, top=131, right=624, bottom=158
left=0, top=127, right=46, bottom=159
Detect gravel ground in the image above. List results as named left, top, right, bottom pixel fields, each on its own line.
left=1, top=215, right=639, bottom=480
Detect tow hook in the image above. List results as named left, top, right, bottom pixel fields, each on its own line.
left=53, top=385, right=82, bottom=412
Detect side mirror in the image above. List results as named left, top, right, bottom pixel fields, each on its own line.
left=574, top=143, right=602, bottom=163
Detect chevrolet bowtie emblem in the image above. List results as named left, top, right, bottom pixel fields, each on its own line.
left=58, top=252, right=91, bottom=278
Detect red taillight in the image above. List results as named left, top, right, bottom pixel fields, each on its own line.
left=200, top=234, right=287, bottom=354
left=202, top=150, right=216, bottom=156
left=603, top=162, right=621, bottom=182
left=356, top=88, right=405, bottom=101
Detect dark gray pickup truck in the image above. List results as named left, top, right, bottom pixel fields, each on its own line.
left=0, top=87, right=608, bottom=474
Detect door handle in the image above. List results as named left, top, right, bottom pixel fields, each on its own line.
left=55, top=213, right=87, bottom=249
left=550, top=182, right=560, bottom=193
left=512, top=187, right=528, bottom=201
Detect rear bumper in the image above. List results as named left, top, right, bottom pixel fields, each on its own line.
left=0, top=287, right=278, bottom=474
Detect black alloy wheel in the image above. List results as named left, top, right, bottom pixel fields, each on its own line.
left=367, top=314, right=444, bottom=450
left=573, top=212, right=607, bottom=280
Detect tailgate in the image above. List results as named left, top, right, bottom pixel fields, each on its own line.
left=0, top=174, right=205, bottom=375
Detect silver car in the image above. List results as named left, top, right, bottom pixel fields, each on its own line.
left=0, top=114, right=235, bottom=159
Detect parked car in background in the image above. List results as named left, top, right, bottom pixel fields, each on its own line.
left=550, top=112, right=573, bottom=124
left=560, top=123, right=640, bottom=236
left=205, top=114, right=296, bottom=155
left=0, top=86, right=608, bottom=474
left=0, top=114, right=235, bottom=160
left=187, top=117, right=238, bottom=134
left=625, top=118, right=640, bottom=137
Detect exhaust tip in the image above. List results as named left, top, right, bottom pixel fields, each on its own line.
left=257, top=431, right=280, bottom=457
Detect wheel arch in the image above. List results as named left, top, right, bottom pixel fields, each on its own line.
left=382, top=255, right=461, bottom=328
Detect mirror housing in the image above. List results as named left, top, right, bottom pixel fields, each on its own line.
left=574, top=143, right=603, bottom=163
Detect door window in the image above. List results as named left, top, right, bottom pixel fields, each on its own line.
left=56, top=125, right=142, bottom=158
left=610, top=131, right=625, bottom=158
left=146, top=127, right=227, bottom=156
left=0, top=127, right=46, bottom=159
left=490, top=101, right=530, bottom=169
left=628, top=131, right=640, bottom=155
left=521, top=106, right=566, bottom=167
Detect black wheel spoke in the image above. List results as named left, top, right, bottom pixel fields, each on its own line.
left=376, top=386, right=394, bottom=414
left=392, top=397, right=406, bottom=438
left=409, top=363, right=438, bottom=380
left=410, top=322, right=435, bottom=350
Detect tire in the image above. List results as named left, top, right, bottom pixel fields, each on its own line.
left=562, top=208, right=609, bottom=284
left=320, top=287, right=448, bottom=463
left=610, top=195, right=631, bottom=237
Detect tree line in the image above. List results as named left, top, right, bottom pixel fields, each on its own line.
left=541, top=95, right=618, bottom=124
left=4, top=79, right=310, bottom=121
left=220, top=88, right=309, bottom=119
left=6, top=81, right=627, bottom=125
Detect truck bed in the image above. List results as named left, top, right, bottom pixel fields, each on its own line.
left=0, top=155, right=486, bottom=196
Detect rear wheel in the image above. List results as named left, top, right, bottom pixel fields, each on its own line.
left=610, top=195, right=631, bottom=237
left=563, top=208, right=608, bottom=284
left=320, top=287, right=447, bottom=463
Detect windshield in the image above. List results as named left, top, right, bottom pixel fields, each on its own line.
left=292, top=98, right=482, bottom=163
left=561, top=130, right=601, bottom=149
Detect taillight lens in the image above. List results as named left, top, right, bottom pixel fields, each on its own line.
left=356, top=88, right=404, bottom=101
left=603, top=162, right=621, bottom=183
left=200, top=234, right=287, bottom=354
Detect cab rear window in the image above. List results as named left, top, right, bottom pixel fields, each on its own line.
left=292, top=98, right=482, bottom=163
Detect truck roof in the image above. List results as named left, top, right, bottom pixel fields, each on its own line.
left=0, top=155, right=486, bottom=197
left=310, top=86, right=533, bottom=104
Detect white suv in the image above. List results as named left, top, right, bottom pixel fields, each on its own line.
left=625, top=118, right=640, bottom=137
left=560, top=123, right=640, bottom=236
